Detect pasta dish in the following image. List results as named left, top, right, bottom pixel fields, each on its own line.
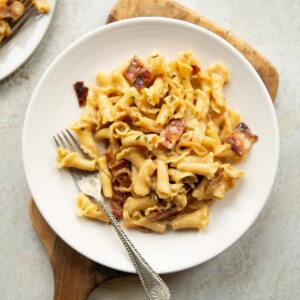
left=0, top=0, right=49, bottom=43
left=56, top=51, right=258, bottom=233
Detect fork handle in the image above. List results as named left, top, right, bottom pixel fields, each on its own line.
left=94, top=195, right=170, bottom=300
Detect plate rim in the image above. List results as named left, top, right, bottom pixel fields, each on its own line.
left=22, top=17, right=280, bottom=274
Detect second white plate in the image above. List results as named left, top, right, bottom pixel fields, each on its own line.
left=0, top=0, right=57, bottom=81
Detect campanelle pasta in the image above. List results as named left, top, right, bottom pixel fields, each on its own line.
left=56, top=51, right=258, bottom=233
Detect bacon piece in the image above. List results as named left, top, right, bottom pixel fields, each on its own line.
left=110, top=189, right=128, bottom=219
left=226, top=122, right=258, bottom=156
left=111, top=160, right=130, bottom=171
left=160, top=119, right=187, bottom=149
left=115, top=172, right=131, bottom=188
left=149, top=207, right=178, bottom=222
left=111, top=189, right=125, bottom=206
left=106, top=148, right=132, bottom=189
left=191, top=64, right=201, bottom=75
left=111, top=190, right=123, bottom=219
left=111, top=201, right=123, bottom=219
left=105, top=149, right=130, bottom=171
left=124, top=55, right=152, bottom=90
left=105, top=149, right=114, bottom=166
left=73, top=81, right=88, bottom=106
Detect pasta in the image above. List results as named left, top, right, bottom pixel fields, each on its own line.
left=56, top=51, right=258, bottom=233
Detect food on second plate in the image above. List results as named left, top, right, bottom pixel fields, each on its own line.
left=56, top=51, right=258, bottom=233
left=0, top=0, right=49, bottom=43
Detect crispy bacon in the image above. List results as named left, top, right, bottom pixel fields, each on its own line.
left=105, top=149, right=114, bottom=166
left=226, top=122, right=258, bottom=156
left=115, top=172, right=131, bottom=188
left=191, top=64, right=201, bottom=75
left=105, top=149, right=130, bottom=171
left=111, top=160, right=130, bottom=171
left=160, top=119, right=187, bottom=149
left=124, top=55, right=152, bottom=90
left=73, top=81, right=88, bottom=106
left=149, top=207, right=178, bottom=222
left=111, top=188, right=125, bottom=206
left=111, top=201, right=123, bottom=219
left=110, top=189, right=128, bottom=219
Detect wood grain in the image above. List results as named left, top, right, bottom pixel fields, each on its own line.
left=28, top=198, right=131, bottom=300
left=29, top=1, right=279, bottom=299
left=107, top=0, right=279, bottom=101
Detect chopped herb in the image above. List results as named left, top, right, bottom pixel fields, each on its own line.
left=171, top=96, right=175, bottom=102
left=135, top=135, right=141, bottom=141
left=144, top=136, right=148, bottom=142
left=167, top=149, right=173, bottom=153
left=152, top=55, right=159, bottom=58
left=130, top=95, right=135, bottom=100
left=171, top=74, right=177, bottom=79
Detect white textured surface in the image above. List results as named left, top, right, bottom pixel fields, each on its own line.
left=0, top=0, right=299, bottom=299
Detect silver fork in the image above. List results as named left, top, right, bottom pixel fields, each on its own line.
left=53, top=129, right=171, bottom=300
left=0, top=0, right=40, bottom=48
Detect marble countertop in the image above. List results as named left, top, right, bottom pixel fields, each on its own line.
left=0, top=0, right=299, bottom=299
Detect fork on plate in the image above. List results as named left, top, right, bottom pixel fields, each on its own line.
left=53, top=129, right=171, bottom=300
left=0, top=0, right=41, bottom=48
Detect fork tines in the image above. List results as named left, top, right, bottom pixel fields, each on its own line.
left=54, top=129, right=91, bottom=179
left=53, top=129, right=84, bottom=156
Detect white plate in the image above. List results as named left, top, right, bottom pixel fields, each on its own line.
left=23, top=17, right=279, bottom=274
left=0, top=0, right=57, bottom=81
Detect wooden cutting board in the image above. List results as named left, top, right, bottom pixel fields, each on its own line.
left=29, top=1, right=279, bottom=299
